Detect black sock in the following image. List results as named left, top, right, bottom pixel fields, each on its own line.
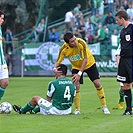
left=124, top=89, right=132, bottom=112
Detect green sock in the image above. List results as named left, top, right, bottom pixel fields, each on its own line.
left=0, top=86, right=5, bottom=100
left=21, top=102, right=35, bottom=114
left=32, top=106, right=40, bottom=113
left=119, top=88, right=124, bottom=102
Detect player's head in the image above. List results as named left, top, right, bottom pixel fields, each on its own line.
left=77, top=4, right=81, bottom=9
left=0, top=10, right=4, bottom=16
left=0, top=10, right=4, bottom=26
left=115, top=11, right=129, bottom=26
left=64, top=32, right=76, bottom=47
left=57, top=64, right=67, bottom=76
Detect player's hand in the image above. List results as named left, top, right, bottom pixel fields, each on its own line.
left=72, top=74, right=80, bottom=83
left=53, top=67, right=62, bottom=76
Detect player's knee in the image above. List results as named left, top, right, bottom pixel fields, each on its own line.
left=1, top=80, right=9, bottom=88
left=31, top=96, right=40, bottom=105
left=32, top=96, right=39, bottom=101
left=32, top=96, right=41, bottom=102
left=94, top=82, right=101, bottom=89
left=93, top=79, right=101, bottom=89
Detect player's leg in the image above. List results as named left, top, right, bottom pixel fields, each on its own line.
left=0, top=64, right=9, bottom=101
left=31, top=106, right=40, bottom=114
left=117, top=58, right=132, bottom=115
left=93, top=79, right=110, bottom=114
left=94, top=80, right=110, bottom=114
left=72, top=69, right=81, bottom=114
left=122, top=83, right=132, bottom=115
left=118, top=82, right=124, bottom=109
left=0, top=81, right=6, bottom=101
left=85, top=64, right=110, bottom=114
left=73, top=81, right=81, bottom=114
left=13, top=96, right=40, bottom=114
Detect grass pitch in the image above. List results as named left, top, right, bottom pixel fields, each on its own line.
left=0, top=77, right=133, bottom=133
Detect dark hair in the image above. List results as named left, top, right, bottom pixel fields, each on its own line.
left=0, top=10, right=4, bottom=16
left=115, top=11, right=129, bottom=21
left=64, top=32, right=73, bottom=43
left=57, top=64, right=67, bottom=76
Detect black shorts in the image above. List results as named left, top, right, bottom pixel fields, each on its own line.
left=72, top=64, right=100, bottom=84
left=117, top=57, right=133, bottom=83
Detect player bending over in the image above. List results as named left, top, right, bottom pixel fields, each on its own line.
left=53, top=32, right=110, bottom=114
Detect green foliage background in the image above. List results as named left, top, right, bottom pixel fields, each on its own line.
left=0, top=0, right=88, bottom=34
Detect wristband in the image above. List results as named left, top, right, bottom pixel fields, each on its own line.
left=78, top=71, right=82, bottom=76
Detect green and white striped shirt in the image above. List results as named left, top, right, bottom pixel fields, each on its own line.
left=0, top=26, right=6, bottom=65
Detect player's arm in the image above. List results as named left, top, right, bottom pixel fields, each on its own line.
left=79, top=58, right=88, bottom=72
left=72, top=57, right=88, bottom=83
left=53, top=62, right=60, bottom=71
left=73, top=39, right=88, bottom=83
left=53, top=46, right=65, bottom=76
left=46, top=82, right=55, bottom=102
left=116, top=55, right=120, bottom=66
left=53, top=62, right=63, bottom=78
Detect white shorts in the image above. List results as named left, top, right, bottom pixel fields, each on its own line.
left=0, top=64, right=9, bottom=80
left=38, top=98, right=71, bottom=115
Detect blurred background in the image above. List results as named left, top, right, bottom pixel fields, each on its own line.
left=0, top=0, right=132, bottom=76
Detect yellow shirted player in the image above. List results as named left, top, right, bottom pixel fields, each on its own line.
left=53, top=32, right=110, bottom=114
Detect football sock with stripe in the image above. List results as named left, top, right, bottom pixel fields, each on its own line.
left=0, top=86, right=5, bottom=100
left=97, top=86, right=106, bottom=107
left=73, top=90, right=80, bottom=111
left=32, top=106, right=40, bottom=113
left=119, top=88, right=124, bottom=102
left=21, top=102, right=35, bottom=114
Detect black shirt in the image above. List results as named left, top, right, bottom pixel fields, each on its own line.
left=120, top=23, right=133, bottom=57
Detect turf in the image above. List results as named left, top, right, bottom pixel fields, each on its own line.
left=0, top=77, right=133, bottom=133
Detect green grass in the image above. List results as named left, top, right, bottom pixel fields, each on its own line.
left=0, top=77, right=133, bottom=133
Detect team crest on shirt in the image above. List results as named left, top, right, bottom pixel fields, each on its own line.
left=125, top=35, right=130, bottom=41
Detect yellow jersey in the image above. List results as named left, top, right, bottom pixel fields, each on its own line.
left=56, top=38, right=95, bottom=70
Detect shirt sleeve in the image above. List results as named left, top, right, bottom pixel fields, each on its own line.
left=47, top=81, right=55, bottom=98
left=56, top=44, right=65, bottom=63
left=78, top=38, right=88, bottom=58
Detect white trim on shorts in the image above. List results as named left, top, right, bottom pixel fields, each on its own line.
left=0, top=64, right=9, bottom=80
left=38, top=98, right=71, bottom=115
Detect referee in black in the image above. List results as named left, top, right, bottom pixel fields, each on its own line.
left=115, top=11, right=133, bottom=115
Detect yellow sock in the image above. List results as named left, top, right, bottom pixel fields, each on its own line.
left=73, top=91, right=80, bottom=111
left=97, top=86, right=106, bottom=107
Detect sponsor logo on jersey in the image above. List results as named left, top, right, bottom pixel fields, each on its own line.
left=69, top=54, right=82, bottom=61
